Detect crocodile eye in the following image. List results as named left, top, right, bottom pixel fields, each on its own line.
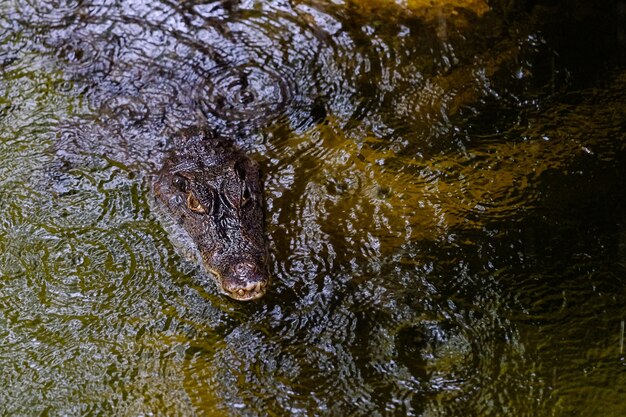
left=242, top=185, right=252, bottom=207
left=173, top=175, right=188, bottom=192
left=234, top=159, right=247, bottom=181
left=186, top=193, right=206, bottom=213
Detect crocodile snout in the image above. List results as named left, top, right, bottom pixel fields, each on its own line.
left=222, top=262, right=268, bottom=301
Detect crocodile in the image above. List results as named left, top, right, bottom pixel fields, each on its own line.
left=152, top=127, right=270, bottom=301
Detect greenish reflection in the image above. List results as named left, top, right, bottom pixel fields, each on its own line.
left=0, top=1, right=624, bottom=416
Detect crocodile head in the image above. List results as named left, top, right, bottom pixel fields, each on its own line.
left=153, top=127, right=269, bottom=301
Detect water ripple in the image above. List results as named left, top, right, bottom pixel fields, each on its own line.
left=191, top=62, right=293, bottom=128
left=2, top=0, right=626, bottom=416
left=16, top=0, right=83, bottom=27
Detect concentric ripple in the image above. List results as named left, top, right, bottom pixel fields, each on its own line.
left=52, top=36, right=117, bottom=80
left=16, top=0, right=83, bottom=27
left=192, top=63, right=294, bottom=129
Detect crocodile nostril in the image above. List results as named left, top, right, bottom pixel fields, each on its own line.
left=234, top=261, right=256, bottom=277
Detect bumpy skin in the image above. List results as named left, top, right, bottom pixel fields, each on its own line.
left=153, top=127, right=269, bottom=301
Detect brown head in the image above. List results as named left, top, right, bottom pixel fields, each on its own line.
left=153, top=127, right=269, bottom=300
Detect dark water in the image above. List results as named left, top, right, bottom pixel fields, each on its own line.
left=1, top=0, right=625, bottom=415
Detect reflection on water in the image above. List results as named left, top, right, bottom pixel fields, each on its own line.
left=1, top=0, right=625, bottom=415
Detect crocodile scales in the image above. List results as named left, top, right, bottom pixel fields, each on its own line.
left=152, top=127, right=270, bottom=301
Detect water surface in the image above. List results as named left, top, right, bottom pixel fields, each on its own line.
left=0, top=0, right=625, bottom=415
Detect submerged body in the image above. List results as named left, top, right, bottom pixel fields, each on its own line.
left=152, top=128, right=269, bottom=301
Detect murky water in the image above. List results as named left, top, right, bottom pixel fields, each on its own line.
left=1, top=0, right=625, bottom=415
